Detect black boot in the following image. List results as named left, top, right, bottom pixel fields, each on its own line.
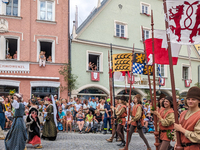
left=117, top=142, right=123, bottom=146
left=103, top=130, right=107, bottom=134
left=120, top=141, right=126, bottom=147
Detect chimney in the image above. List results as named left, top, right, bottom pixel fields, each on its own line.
left=97, top=0, right=101, bottom=8
left=72, top=21, right=77, bottom=39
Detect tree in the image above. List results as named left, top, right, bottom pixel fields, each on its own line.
left=195, top=82, right=200, bottom=88
left=59, top=63, right=78, bottom=94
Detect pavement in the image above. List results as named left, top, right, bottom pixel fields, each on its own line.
left=0, top=131, right=175, bottom=150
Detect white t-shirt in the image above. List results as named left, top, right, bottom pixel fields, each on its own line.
left=75, top=104, right=82, bottom=111
left=83, top=104, right=90, bottom=109
left=5, top=111, right=12, bottom=117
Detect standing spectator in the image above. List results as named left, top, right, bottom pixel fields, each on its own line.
left=61, top=99, right=68, bottom=114
left=76, top=109, right=85, bottom=133
left=143, top=98, right=147, bottom=105
left=0, top=97, right=5, bottom=131
left=96, top=97, right=99, bottom=107
left=54, top=95, right=58, bottom=101
left=83, top=100, right=90, bottom=114
left=74, top=99, right=82, bottom=116
left=97, top=99, right=105, bottom=116
left=3, top=97, right=11, bottom=111
left=94, top=109, right=103, bottom=132
left=58, top=107, right=66, bottom=131
left=89, top=97, right=97, bottom=111
left=85, top=110, right=93, bottom=133
left=5, top=107, right=13, bottom=130
left=103, top=98, right=112, bottom=134
left=66, top=111, right=73, bottom=132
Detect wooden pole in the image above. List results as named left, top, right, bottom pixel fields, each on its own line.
left=108, top=51, right=114, bottom=133
left=151, top=10, right=159, bottom=150
left=163, top=1, right=183, bottom=150
left=125, top=44, right=134, bottom=150
left=141, top=26, right=153, bottom=103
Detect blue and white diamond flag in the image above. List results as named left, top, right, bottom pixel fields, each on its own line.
left=132, top=63, right=144, bottom=74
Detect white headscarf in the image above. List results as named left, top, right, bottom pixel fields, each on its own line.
left=51, top=95, right=58, bottom=127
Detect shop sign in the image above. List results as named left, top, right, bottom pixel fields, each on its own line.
left=0, top=61, right=30, bottom=73
left=91, top=72, right=100, bottom=81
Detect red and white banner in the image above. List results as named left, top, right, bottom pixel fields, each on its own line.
left=145, top=30, right=181, bottom=65
left=159, top=77, right=165, bottom=86
left=166, top=0, right=200, bottom=45
left=185, top=79, right=191, bottom=87
left=91, top=72, right=100, bottom=81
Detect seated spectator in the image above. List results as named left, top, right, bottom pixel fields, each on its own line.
left=76, top=109, right=85, bottom=133
left=94, top=109, right=103, bottom=132
left=5, top=107, right=13, bottom=130
left=143, top=111, right=154, bottom=133
left=144, top=103, right=150, bottom=116
left=58, top=107, right=66, bottom=131
left=74, top=99, right=82, bottom=116
left=83, top=100, right=90, bottom=114
left=62, top=99, right=68, bottom=114
left=66, top=111, right=73, bottom=132
left=85, top=110, right=93, bottom=133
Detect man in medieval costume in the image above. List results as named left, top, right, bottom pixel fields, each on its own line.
left=4, top=93, right=28, bottom=150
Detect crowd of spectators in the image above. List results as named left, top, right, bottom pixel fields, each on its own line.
left=0, top=94, right=188, bottom=135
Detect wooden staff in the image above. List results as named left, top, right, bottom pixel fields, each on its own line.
left=108, top=51, right=114, bottom=128
left=151, top=10, right=160, bottom=150
left=163, top=1, right=183, bottom=150
left=141, top=26, right=153, bottom=104
left=125, top=44, right=134, bottom=150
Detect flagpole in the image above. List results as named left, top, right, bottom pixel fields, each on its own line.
left=108, top=50, right=114, bottom=135
left=163, top=1, right=183, bottom=150
left=151, top=10, right=159, bottom=150
left=141, top=26, right=153, bottom=104
left=125, top=44, right=134, bottom=150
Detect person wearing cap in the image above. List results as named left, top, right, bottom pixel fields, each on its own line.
left=153, top=96, right=175, bottom=150
left=103, top=98, right=112, bottom=134
left=42, top=98, right=57, bottom=141
left=5, top=93, right=28, bottom=150
left=174, top=86, right=200, bottom=149
left=120, top=94, right=151, bottom=150
left=115, top=96, right=127, bottom=147
left=0, top=97, right=5, bottom=140
left=26, top=99, right=43, bottom=149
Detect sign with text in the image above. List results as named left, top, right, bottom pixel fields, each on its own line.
left=0, top=61, right=30, bottom=72
left=112, top=53, right=132, bottom=72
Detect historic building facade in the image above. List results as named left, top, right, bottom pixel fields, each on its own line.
left=0, top=0, right=69, bottom=100
left=71, top=0, right=200, bottom=99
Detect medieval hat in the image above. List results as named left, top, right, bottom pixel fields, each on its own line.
left=186, top=86, right=200, bottom=101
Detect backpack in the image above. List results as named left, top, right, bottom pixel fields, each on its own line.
left=57, top=122, right=63, bottom=131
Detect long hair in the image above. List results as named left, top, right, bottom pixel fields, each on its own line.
left=162, top=96, right=173, bottom=109
left=134, top=94, right=142, bottom=104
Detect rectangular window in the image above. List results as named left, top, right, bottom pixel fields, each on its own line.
left=40, top=41, right=52, bottom=61
left=39, top=1, right=53, bottom=21
left=116, top=24, right=125, bottom=37
left=88, top=54, right=100, bottom=71
left=6, top=0, right=18, bottom=16
left=143, top=30, right=150, bottom=40
left=157, top=64, right=165, bottom=77
left=5, top=38, right=18, bottom=60
left=182, top=66, right=189, bottom=80
left=142, top=5, right=148, bottom=14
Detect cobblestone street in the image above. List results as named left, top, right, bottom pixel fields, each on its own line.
left=0, top=132, right=175, bottom=150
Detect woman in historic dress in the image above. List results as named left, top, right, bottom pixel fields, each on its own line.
left=26, top=99, right=42, bottom=149
left=174, top=87, right=200, bottom=150
left=120, top=94, right=151, bottom=150
left=4, top=93, right=27, bottom=150
left=0, top=97, right=5, bottom=140
left=153, top=96, right=175, bottom=150
left=41, top=98, right=57, bottom=141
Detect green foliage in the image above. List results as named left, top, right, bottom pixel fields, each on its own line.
left=195, top=82, right=200, bottom=88
left=167, top=129, right=175, bottom=141
left=59, top=63, right=78, bottom=93
left=144, top=89, right=151, bottom=100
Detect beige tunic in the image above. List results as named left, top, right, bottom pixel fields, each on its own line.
left=159, top=109, right=175, bottom=127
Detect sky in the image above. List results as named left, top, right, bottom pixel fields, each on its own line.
left=70, top=0, right=99, bottom=32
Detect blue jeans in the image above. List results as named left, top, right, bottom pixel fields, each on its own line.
left=103, top=113, right=111, bottom=131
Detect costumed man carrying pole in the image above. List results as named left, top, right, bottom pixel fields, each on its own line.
left=120, top=94, right=151, bottom=150
left=115, top=96, right=127, bottom=147
left=5, top=93, right=28, bottom=150
left=174, top=87, right=200, bottom=150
